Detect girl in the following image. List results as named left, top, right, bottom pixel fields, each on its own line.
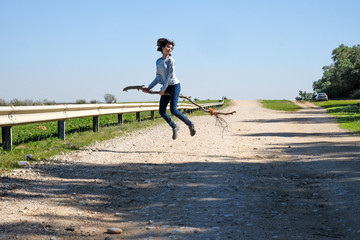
left=143, top=38, right=196, bottom=140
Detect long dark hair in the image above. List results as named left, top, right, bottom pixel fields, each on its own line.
left=157, top=38, right=175, bottom=55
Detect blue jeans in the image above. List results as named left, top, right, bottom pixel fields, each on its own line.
left=159, top=83, right=191, bottom=129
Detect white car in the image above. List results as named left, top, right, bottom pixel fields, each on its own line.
left=315, top=93, right=328, bottom=101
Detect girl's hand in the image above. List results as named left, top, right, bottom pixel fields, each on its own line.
left=142, top=88, right=150, bottom=93
left=160, top=91, right=165, bottom=95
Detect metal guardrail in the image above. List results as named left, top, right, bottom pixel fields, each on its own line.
left=0, top=100, right=224, bottom=150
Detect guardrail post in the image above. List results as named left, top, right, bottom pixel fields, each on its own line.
left=151, top=111, right=155, bottom=120
left=93, top=116, right=99, bottom=132
left=58, top=120, right=66, bottom=140
left=118, top=114, right=123, bottom=125
left=2, top=127, right=12, bottom=151
left=136, top=112, right=141, bottom=122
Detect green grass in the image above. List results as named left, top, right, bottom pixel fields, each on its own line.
left=260, top=100, right=302, bottom=112
left=261, top=99, right=360, bottom=132
left=0, top=99, right=228, bottom=173
left=313, top=100, right=360, bottom=132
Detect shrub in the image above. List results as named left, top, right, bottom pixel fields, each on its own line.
left=0, top=98, right=7, bottom=106
left=296, top=90, right=315, bottom=100
left=104, top=94, right=117, bottom=104
left=42, top=99, right=56, bottom=105
left=10, top=98, right=22, bottom=106
left=349, top=89, right=360, bottom=99
left=76, top=99, right=87, bottom=104
left=33, top=100, right=43, bottom=106
left=23, top=99, right=34, bottom=106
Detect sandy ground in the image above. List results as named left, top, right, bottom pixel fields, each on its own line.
left=1, top=100, right=360, bottom=240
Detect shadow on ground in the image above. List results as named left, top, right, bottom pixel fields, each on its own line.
left=1, top=137, right=360, bottom=239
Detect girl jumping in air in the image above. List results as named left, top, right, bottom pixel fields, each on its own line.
left=143, top=38, right=196, bottom=140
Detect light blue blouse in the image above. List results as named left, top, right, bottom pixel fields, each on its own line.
left=147, top=57, right=180, bottom=92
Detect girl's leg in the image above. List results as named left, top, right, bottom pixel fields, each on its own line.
left=159, top=93, right=176, bottom=129
left=169, top=84, right=192, bottom=126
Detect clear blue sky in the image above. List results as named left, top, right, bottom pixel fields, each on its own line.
left=1, top=0, right=359, bottom=103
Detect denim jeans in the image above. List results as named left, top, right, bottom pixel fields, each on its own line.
left=159, top=83, right=191, bottom=129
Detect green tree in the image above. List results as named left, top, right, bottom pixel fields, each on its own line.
left=296, top=90, right=315, bottom=100
left=313, top=44, right=360, bottom=98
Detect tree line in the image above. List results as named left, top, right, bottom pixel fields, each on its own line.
left=297, top=44, right=360, bottom=100
left=0, top=94, right=118, bottom=106
left=313, top=44, right=360, bottom=99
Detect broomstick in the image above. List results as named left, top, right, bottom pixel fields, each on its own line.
left=123, top=85, right=236, bottom=133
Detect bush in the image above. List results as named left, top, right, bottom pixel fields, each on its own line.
left=349, top=89, right=360, bottom=99
left=32, top=100, right=41, bottom=106
left=296, top=90, right=315, bottom=100
left=42, top=99, right=56, bottom=105
left=0, top=99, right=7, bottom=106
left=23, top=99, right=34, bottom=106
left=104, top=94, right=117, bottom=104
left=76, top=99, right=87, bottom=104
left=10, top=98, right=22, bottom=106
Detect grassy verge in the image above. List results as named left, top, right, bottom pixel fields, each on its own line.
left=260, top=99, right=360, bottom=132
left=2, top=112, right=158, bottom=145
left=260, top=100, right=302, bottom=112
left=313, top=100, right=360, bottom=132
left=0, top=99, right=229, bottom=173
left=0, top=119, right=161, bottom=173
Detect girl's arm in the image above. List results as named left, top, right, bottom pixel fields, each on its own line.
left=143, top=78, right=158, bottom=92
left=147, top=77, right=158, bottom=90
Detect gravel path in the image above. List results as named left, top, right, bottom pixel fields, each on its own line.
left=1, top=100, right=360, bottom=240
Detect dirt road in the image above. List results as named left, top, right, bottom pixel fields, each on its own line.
left=1, top=100, right=359, bottom=240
